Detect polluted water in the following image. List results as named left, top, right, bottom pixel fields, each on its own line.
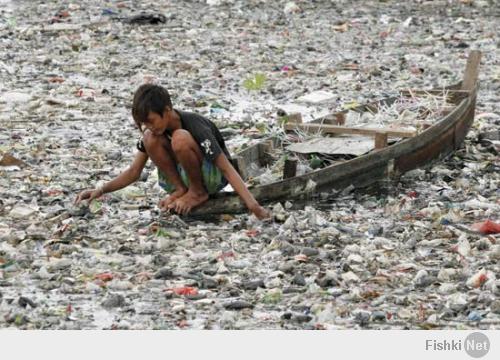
left=0, top=0, right=499, bottom=329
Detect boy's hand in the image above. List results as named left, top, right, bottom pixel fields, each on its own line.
left=250, top=204, right=271, bottom=220
left=74, top=188, right=103, bottom=205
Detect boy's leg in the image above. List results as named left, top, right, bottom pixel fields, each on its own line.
left=169, top=129, right=209, bottom=214
left=143, top=130, right=187, bottom=206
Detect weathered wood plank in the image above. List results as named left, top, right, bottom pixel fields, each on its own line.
left=461, top=51, right=482, bottom=91
left=283, top=158, right=298, bottom=179
left=374, top=132, right=388, bottom=150
left=237, top=142, right=261, bottom=165
left=258, top=139, right=274, bottom=166
left=284, top=122, right=416, bottom=138
left=232, top=156, right=249, bottom=180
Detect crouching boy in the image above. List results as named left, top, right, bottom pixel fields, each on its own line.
left=75, top=84, right=269, bottom=219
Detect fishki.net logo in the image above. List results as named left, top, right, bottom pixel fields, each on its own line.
left=425, top=332, right=490, bottom=358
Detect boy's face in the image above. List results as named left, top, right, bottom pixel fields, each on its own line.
left=143, top=108, right=169, bottom=135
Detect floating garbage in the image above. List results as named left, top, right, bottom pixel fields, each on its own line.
left=0, top=0, right=498, bottom=330
left=471, top=220, right=500, bottom=235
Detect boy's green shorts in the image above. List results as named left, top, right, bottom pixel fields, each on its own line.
left=158, top=159, right=228, bottom=195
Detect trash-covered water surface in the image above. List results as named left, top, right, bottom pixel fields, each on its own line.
left=0, top=0, right=499, bottom=329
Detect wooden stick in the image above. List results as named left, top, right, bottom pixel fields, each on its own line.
left=335, top=113, right=346, bottom=125
left=283, top=158, right=298, bottom=179
left=284, top=122, right=416, bottom=138
left=374, top=132, right=388, bottom=150
left=258, top=139, right=274, bottom=166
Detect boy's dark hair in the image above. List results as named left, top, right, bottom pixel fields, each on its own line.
left=132, top=84, right=172, bottom=132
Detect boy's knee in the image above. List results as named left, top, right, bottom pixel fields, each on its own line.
left=171, top=130, right=192, bottom=153
left=143, top=130, right=163, bottom=149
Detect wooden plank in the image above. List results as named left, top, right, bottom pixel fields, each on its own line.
left=395, top=125, right=455, bottom=173
left=284, top=122, right=416, bottom=138
left=374, top=132, right=388, bottom=150
left=335, top=113, right=346, bottom=125
left=237, top=142, right=261, bottom=165
left=258, top=139, right=274, bottom=166
left=233, top=156, right=249, bottom=181
left=454, top=100, right=475, bottom=150
left=230, top=137, right=279, bottom=180
left=283, top=158, right=298, bottom=179
left=421, top=123, right=432, bottom=131
left=461, top=51, right=482, bottom=91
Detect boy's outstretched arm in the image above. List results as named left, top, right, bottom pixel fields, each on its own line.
left=75, top=151, right=148, bottom=204
left=214, top=153, right=270, bottom=220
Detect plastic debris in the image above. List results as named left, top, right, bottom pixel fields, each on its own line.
left=471, top=220, right=500, bottom=234
left=123, top=13, right=167, bottom=25
left=170, top=287, right=199, bottom=296
left=0, top=0, right=498, bottom=331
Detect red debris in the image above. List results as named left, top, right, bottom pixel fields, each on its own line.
left=177, top=319, right=189, bottom=328
left=471, top=220, right=500, bottom=235
left=380, top=30, right=390, bottom=39
left=55, top=222, right=71, bottom=236
left=57, top=10, right=70, bottom=18
left=294, top=254, right=308, bottom=262
left=314, top=323, right=326, bottom=330
left=245, top=229, right=259, bottom=237
left=407, top=191, right=418, bottom=198
left=75, top=88, right=95, bottom=98
left=44, top=189, right=63, bottom=196
left=94, top=273, right=114, bottom=282
left=477, top=273, right=488, bottom=287
left=217, top=251, right=235, bottom=261
left=170, top=287, right=198, bottom=296
left=418, top=303, right=426, bottom=322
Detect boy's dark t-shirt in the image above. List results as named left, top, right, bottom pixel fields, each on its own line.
left=137, top=109, right=231, bottom=163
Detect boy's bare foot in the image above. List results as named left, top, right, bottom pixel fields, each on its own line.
left=168, top=189, right=209, bottom=215
left=158, top=188, right=187, bottom=211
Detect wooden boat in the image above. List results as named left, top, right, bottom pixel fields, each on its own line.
left=191, top=51, right=481, bottom=216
